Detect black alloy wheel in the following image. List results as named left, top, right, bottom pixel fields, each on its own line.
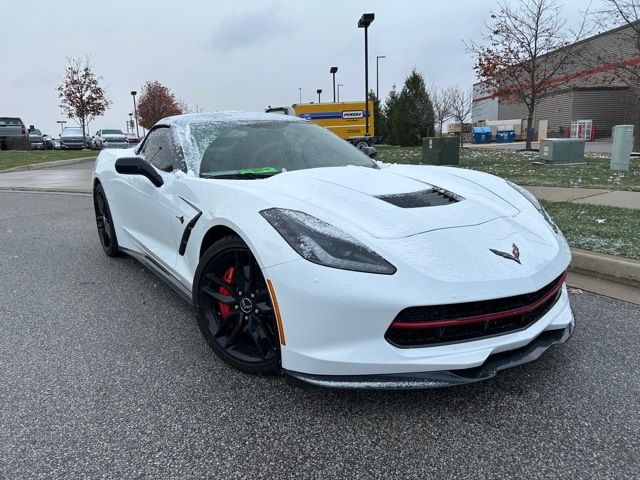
left=93, top=183, right=120, bottom=257
left=195, top=236, right=280, bottom=373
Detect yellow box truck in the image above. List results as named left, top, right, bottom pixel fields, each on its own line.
left=266, top=101, right=375, bottom=148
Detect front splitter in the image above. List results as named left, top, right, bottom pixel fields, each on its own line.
left=283, top=321, right=574, bottom=390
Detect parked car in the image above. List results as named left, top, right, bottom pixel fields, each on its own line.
left=92, top=112, right=574, bottom=388
left=94, top=129, right=129, bottom=149
left=60, top=127, right=86, bottom=149
left=53, top=138, right=61, bottom=150
left=0, top=117, right=29, bottom=150
left=42, top=134, right=54, bottom=150
left=28, top=128, right=46, bottom=149
left=126, top=132, right=141, bottom=145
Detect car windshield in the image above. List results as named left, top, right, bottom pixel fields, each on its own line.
left=29, top=129, right=42, bottom=136
left=103, top=129, right=124, bottom=135
left=191, top=120, right=377, bottom=178
left=63, top=128, right=83, bottom=136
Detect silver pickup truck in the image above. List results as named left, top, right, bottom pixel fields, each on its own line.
left=0, top=117, right=28, bottom=149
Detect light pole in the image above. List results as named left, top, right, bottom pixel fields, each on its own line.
left=130, top=90, right=140, bottom=138
left=376, top=55, right=385, bottom=100
left=56, top=120, right=66, bottom=133
left=317, top=89, right=322, bottom=103
left=358, top=13, right=374, bottom=137
left=330, top=67, right=338, bottom=102
left=337, top=84, right=344, bottom=102
left=299, top=87, right=302, bottom=104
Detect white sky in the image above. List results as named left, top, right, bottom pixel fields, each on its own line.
left=1, top=0, right=599, bottom=136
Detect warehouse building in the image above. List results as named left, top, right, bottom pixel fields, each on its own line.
left=472, top=21, right=640, bottom=140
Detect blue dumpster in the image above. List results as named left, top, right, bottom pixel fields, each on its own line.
left=472, top=126, right=491, bottom=144
left=496, top=126, right=515, bottom=143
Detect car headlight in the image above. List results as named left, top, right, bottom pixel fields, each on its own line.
left=506, top=180, right=558, bottom=233
left=260, top=208, right=396, bottom=275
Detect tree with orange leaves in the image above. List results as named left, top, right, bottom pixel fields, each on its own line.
left=136, top=81, right=184, bottom=129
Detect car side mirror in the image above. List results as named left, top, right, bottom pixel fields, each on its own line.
left=115, top=156, right=164, bottom=188
left=361, top=146, right=377, bottom=159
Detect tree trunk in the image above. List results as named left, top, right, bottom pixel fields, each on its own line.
left=81, top=117, right=87, bottom=149
left=526, top=115, right=533, bottom=150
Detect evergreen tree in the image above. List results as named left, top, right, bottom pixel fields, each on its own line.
left=368, top=90, right=385, bottom=141
left=383, top=85, right=400, bottom=145
left=393, top=69, right=435, bottom=146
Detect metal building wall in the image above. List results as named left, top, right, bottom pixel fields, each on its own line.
left=479, top=22, right=640, bottom=136
left=572, top=88, right=636, bottom=138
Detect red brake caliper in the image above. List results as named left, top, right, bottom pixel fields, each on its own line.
left=218, top=267, right=236, bottom=319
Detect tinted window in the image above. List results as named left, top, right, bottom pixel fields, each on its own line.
left=0, top=117, right=22, bottom=125
left=141, top=127, right=185, bottom=172
left=194, top=121, right=377, bottom=177
left=103, top=129, right=124, bottom=135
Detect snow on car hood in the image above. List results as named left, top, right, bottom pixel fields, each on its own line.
left=248, top=165, right=519, bottom=240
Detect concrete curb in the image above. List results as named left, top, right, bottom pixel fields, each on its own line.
left=0, top=187, right=91, bottom=195
left=0, top=156, right=96, bottom=173
left=570, top=248, right=640, bottom=286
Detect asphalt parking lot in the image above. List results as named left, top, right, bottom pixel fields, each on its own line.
left=0, top=191, right=638, bottom=479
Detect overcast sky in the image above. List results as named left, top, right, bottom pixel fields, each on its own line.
left=1, top=0, right=599, bottom=136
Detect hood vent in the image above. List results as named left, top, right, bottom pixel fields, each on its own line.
left=376, top=187, right=462, bottom=208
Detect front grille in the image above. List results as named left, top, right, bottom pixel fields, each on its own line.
left=385, top=272, right=566, bottom=348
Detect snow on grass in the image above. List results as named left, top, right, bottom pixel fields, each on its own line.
left=541, top=201, right=640, bottom=259
left=375, top=145, right=640, bottom=192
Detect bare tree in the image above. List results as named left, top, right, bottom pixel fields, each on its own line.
left=178, top=97, right=192, bottom=114
left=593, top=1, right=640, bottom=147
left=448, top=85, right=473, bottom=146
left=467, top=0, right=589, bottom=150
left=429, top=85, right=452, bottom=135
left=57, top=57, right=110, bottom=147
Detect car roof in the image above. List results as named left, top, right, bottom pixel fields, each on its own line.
left=157, top=111, right=303, bottom=128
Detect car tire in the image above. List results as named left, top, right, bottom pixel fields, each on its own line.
left=93, top=183, right=120, bottom=257
left=356, top=139, right=370, bottom=150
left=194, top=235, right=280, bottom=374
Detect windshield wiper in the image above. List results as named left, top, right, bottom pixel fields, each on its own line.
left=200, top=167, right=280, bottom=180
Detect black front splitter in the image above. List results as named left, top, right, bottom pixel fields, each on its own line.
left=283, top=322, right=574, bottom=390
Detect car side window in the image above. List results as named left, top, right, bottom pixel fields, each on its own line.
left=140, top=127, right=185, bottom=173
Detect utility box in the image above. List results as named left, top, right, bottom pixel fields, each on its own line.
left=611, top=125, right=634, bottom=171
left=539, top=138, right=586, bottom=164
left=422, top=137, right=460, bottom=166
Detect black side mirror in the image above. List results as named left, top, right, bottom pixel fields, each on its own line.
left=361, top=146, right=377, bottom=159
left=115, top=156, right=164, bottom=188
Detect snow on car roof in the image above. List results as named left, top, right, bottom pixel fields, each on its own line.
left=158, top=111, right=303, bottom=127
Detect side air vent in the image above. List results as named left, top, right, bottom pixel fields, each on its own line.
left=376, top=187, right=462, bottom=208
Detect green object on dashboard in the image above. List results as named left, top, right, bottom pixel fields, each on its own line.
left=238, top=166, right=280, bottom=174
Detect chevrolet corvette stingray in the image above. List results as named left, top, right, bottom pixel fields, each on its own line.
left=92, top=112, right=574, bottom=389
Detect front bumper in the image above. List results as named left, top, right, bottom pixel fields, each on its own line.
left=284, top=320, right=574, bottom=389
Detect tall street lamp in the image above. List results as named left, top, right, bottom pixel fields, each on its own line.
left=358, top=13, right=374, bottom=137
left=57, top=120, right=66, bottom=133
left=376, top=55, right=386, bottom=100
left=330, top=66, right=338, bottom=102
left=130, top=90, right=140, bottom=138
left=337, top=84, right=344, bottom=102
left=317, top=89, right=322, bottom=103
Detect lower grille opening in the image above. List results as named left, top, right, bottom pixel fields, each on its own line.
left=385, top=272, right=566, bottom=348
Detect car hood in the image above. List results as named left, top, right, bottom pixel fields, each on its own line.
left=247, top=165, right=520, bottom=240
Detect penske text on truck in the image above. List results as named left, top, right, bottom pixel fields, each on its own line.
left=266, top=101, right=375, bottom=147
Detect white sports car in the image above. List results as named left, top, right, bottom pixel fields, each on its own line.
left=92, top=112, right=574, bottom=389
